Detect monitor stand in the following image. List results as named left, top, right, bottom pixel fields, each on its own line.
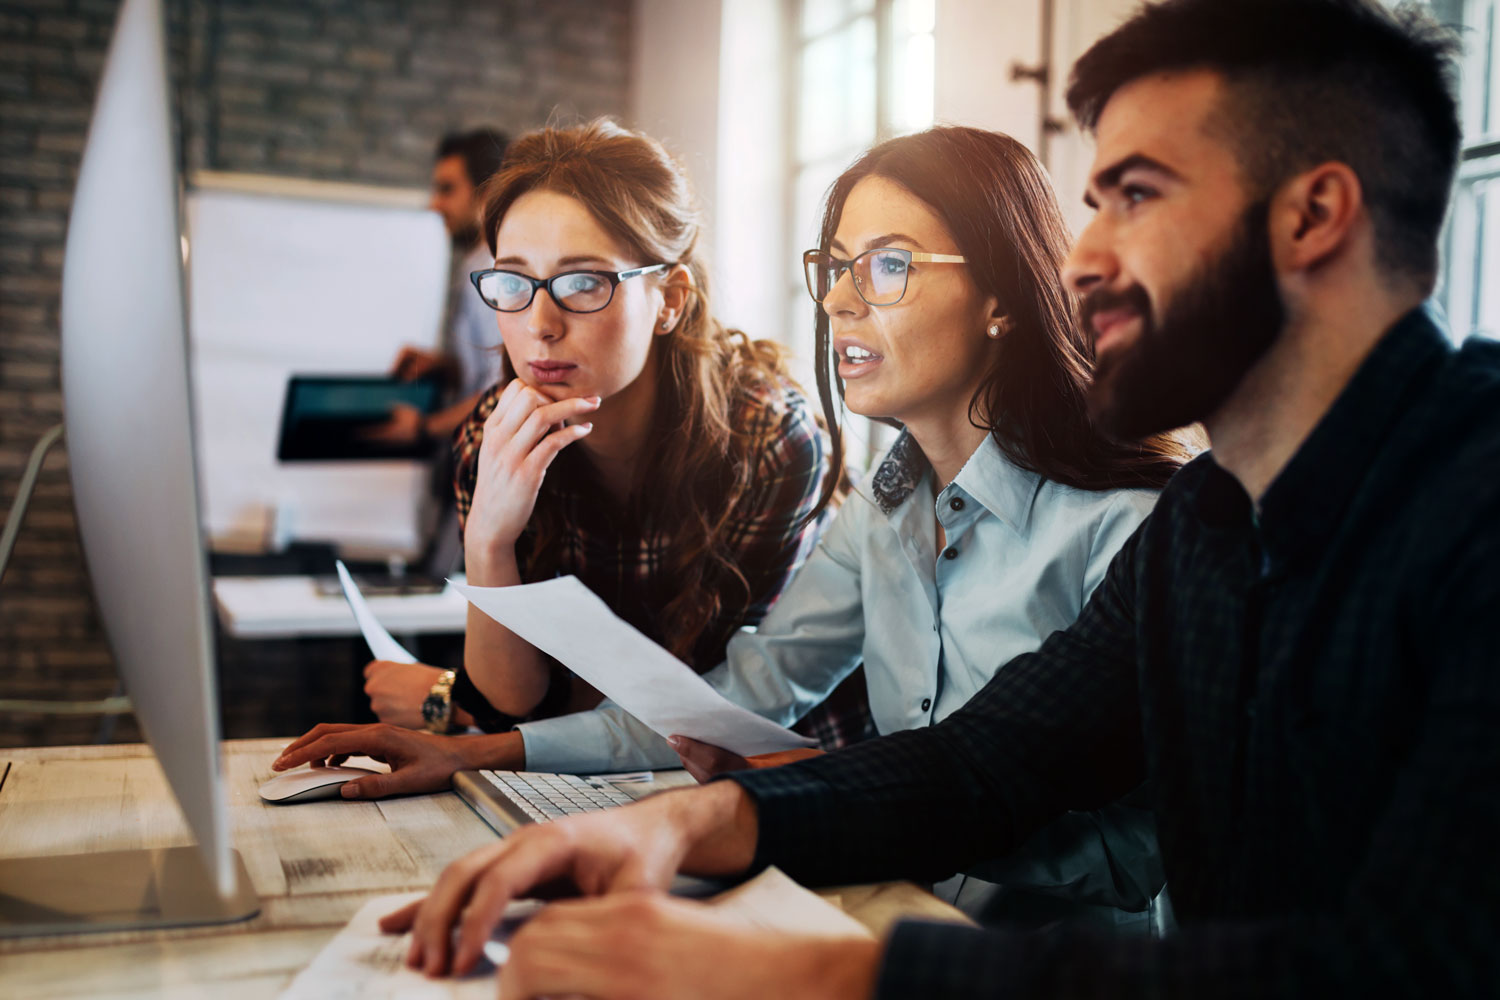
left=0, top=846, right=259, bottom=937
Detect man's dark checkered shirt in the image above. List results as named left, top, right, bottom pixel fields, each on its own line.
left=730, top=307, right=1500, bottom=997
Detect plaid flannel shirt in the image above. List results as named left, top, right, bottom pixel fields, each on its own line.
left=730, top=306, right=1500, bottom=998
left=451, top=377, right=873, bottom=747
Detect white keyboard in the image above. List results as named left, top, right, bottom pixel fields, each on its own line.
left=479, top=770, right=636, bottom=823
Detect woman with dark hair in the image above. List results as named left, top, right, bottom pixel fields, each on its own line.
left=656, top=125, right=1191, bottom=926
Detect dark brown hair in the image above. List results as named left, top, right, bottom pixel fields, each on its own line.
left=435, top=127, right=509, bottom=188
left=812, top=126, right=1189, bottom=504
left=480, top=119, right=821, bottom=662
left=1066, top=0, right=1460, bottom=288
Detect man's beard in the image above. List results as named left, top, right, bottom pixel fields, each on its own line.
left=1082, top=201, right=1286, bottom=441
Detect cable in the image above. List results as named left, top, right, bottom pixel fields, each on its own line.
left=0, top=423, right=65, bottom=587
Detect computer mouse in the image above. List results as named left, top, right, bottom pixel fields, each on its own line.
left=258, top=759, right=387, bottom=804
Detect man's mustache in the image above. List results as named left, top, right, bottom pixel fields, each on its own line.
left=1079, top=284, right=1152, bottom=337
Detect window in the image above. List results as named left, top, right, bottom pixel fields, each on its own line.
left=1431, top=0, right=1500, bottom=342
left=787, top=0, right=935, bottom=470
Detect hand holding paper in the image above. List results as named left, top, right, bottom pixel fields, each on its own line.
left=451, top=576, right=815, bottom=757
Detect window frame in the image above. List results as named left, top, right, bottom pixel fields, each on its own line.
left=1431, top=0, right=1498, bottom=341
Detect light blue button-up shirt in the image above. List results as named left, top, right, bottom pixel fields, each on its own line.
left=517, top=430, right=1158, bottom=773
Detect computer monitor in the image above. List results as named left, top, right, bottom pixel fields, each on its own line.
left=0, top=0, right=258, bottom=935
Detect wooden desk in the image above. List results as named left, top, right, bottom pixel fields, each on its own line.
left=0, top=739, right=968, bottom=998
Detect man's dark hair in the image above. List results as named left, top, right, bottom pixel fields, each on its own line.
left=435, top=128, right=510, bottom=188
left=1066, top=0, right=1462, bottom=288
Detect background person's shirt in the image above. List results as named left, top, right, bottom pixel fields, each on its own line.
left=729, top=306, right=1500, bottom=999
left=422, top=242, right=505, bottom=578
left=446, top=242, right=503, bottom=400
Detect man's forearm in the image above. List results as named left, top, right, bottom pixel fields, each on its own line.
left=670, top=780, right=762, bottom=877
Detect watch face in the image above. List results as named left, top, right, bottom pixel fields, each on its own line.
left=421, top=693, right=444, bottom=723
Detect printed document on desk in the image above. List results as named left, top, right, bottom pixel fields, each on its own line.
left=335, top=559, right=418, bottom=664
left=452, top=577, right=816, bottom=757
left=281, top=870, right=862, bottom=998
left=279, top=891, right=528, bottom=999
left=708, top=866, right=873, bottom=939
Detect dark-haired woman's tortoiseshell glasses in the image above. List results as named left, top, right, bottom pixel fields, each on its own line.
left=803, top=247, right=966, bottom=307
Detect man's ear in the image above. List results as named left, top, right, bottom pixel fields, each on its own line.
left=656, top=263, right=695, bottom=335
left=1270, top=161, right=1363, bottom=276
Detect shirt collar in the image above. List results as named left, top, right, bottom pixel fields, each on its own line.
left=866, top=429, right=1043, bottom=536
left=869, top=429, right=928, bottom=515
left=949, top=434, right=1044, bottom=536
left=1254, top=304, right=1452, bottom=571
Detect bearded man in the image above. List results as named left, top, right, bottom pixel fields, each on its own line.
left=281, top=2, right=1499, bottom=997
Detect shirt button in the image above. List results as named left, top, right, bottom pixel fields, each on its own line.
left=949, top=497, right=965, bottom=512
left=920, top=697, right=932, bottom=711
left=943, top=547, right=958, bottom=560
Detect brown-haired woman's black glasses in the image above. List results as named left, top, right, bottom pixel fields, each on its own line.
left=470, top=263, right=672, bottom=314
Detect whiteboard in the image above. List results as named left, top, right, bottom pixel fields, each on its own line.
left=185, top=179, right=450, bottom=556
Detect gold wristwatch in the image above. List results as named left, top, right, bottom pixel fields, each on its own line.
left=421, top=669, right=457, bottom=733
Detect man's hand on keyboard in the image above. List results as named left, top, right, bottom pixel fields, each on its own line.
left=272, top=723, right=521, bottom=799
left=494, top=891, right=882, bottom=1000
left=380, top=779, right=762, bottom=978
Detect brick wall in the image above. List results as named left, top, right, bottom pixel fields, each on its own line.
left=0, top=0, right=633, bottom=747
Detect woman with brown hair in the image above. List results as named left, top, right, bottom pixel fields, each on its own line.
left=446, top=119, right=854, bottom=736
left=281, top=119, right=862, bottom=771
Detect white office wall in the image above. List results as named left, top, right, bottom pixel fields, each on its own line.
left=630, top=0, right=790, bottom=344
left=933, top=0, right=1139, bottom=236
left=1047, top=0, right=1140, bottom=236
left=713, top=0, right=789, bottom=342
left=629, top=0, right=725, bottom=267
left=933, top=0, right=1043, bottom=148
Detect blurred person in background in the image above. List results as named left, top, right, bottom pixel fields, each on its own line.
left=361, top=127, right=510, bottom=728
left=373, top=127, right=512, bottom=448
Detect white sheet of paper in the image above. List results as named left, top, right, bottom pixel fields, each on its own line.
left=452, top=577, right=816, bottom=757
left=279, top=892, right=497, bottom=1000
left=281, top=874, right=859, bottom=1000
left=708, top=867, right=873, bottom=939
left=336, top=559, right=418, bottom=664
